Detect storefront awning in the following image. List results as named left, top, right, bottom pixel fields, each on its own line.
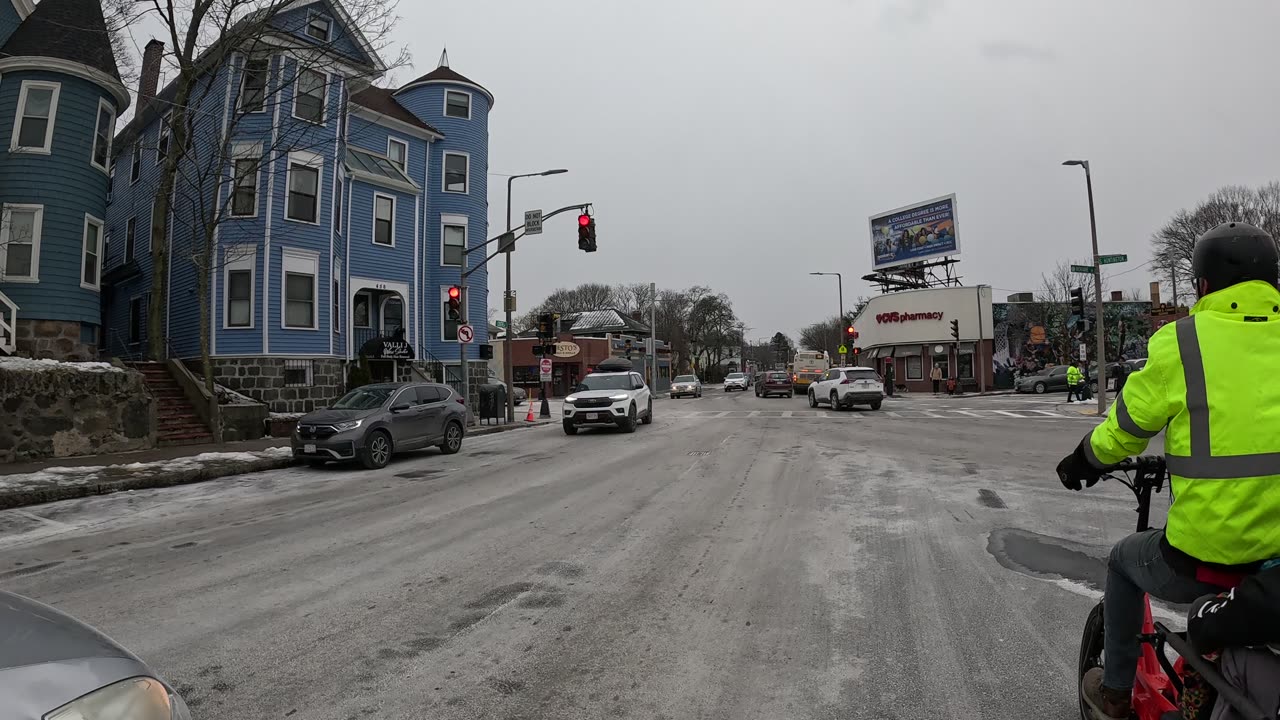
left=893, top=345, right=922, bottom=356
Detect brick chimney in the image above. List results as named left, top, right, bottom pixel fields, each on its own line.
left=138, top=39, right=165, bottom=113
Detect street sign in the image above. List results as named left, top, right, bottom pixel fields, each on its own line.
left=495, top=320, right=508, bottom=329
left=497, top=232, right=516, bottom=253
left=1099, top=254, right=1128, bottom=265
left=1071, top=264, right=1096, bottom=274
left=524, top=210, right=543, bottom=235
left=503, top=290, right=516, bottom=313
left=1079, top=342, right=1088, bottom=360
left=539, top=357, right=552, bottom=382
left=457, top=324, right=474, bottom=344
left=837, top=344, right=848, bottom=355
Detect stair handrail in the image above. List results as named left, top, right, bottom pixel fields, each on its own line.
left=0, top=289, right=17, bottom=355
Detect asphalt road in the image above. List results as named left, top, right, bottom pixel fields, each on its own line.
left=0, top=388, right=1170, bottom=719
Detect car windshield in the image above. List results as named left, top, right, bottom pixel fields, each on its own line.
left=576, top=375, right=634, bottom=391
left=674, top=375, right=698, bottom=383
left=332, top=387, right=392, bottom=410
left=727, top=373, right=744, bottom=379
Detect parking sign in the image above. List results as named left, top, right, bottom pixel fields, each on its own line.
left=539, top=358, right=552, bottom=382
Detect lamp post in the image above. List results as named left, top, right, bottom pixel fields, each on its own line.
left=504, top=168, right=567, bottom=422
left=1062, top=159, right=1108, bottom=415
left=810, top=271, right=844, bottom=361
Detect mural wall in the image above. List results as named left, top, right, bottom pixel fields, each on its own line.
left=993, top=301, right=1152, bottom=372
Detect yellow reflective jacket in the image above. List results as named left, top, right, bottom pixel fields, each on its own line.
left=1085, top=280, right=1280, bottom=565
left=1067, top=365, right=1082, bottom=386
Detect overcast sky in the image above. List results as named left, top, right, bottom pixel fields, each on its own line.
left=378, top=0, right=1275, bottom=340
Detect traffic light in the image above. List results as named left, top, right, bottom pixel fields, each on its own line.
left=950, top=319, right=960, bottom=341
left=851, top=347, right=861, bottom=356
left=845, top=324, right=856, bottom=339
left=446, top=286, right=462, bottom=321
left=577, top=214, right=598, bottom=253
left=1070, top=287, right=1085, bottom=330
left=536, top=312, right=554, bottom=338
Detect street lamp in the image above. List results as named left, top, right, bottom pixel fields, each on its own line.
left=1062, top=159, right=1107, bottom=415
left=503, top=168, right=568, bottom=422
left=810, top=271, right=844, bottom=360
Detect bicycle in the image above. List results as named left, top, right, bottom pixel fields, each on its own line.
left=1075, top=455, right=1270, bottom=720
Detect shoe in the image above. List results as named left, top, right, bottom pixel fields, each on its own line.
left=1080, top=668, right=1132, bottom=720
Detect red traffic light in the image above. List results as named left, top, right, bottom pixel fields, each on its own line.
left=578, top=213, right=590, bottom=226
left=448, top=286, right=461, bottom=299
left=845, top=325, right=855, bottom=335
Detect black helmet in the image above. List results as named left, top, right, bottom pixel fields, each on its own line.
left=1191, top=222, right=1279, bottom=294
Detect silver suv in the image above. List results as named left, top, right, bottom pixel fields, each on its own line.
left=294, top=382, right=466, bottom=469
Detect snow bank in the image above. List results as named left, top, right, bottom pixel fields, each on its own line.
left=0, top=446, right=294, bottom=495
left=215, top=384, right=260, bottom=405
left=269, top=412, right=305, bottom=421
left=0, top=357, right=123, bottom=373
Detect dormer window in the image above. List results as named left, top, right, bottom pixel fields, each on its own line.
left=306, top=14, right=332, bottom=41
left=444, top=90, right=470, bottom=119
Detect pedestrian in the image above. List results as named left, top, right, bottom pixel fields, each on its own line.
left=1067, top=361, right=1083, bottom=402
left=1115, top=354, right=1129, bottom=395
left=930, top=363, right=943, bottom=394
left=884, top=360, right=895, bottom=397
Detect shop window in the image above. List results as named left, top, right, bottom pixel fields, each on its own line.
left=905, top=355, right=923, bottom=380
left=958, top=353, right=974, bottom=380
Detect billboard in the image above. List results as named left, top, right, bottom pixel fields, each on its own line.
left=869, top=194, right=959, bottom=271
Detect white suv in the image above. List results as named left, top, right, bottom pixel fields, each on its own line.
left=809, top=366, right=885, bottom=411
left=563, top=363, right=653, bottom=435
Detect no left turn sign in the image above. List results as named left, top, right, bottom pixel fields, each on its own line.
left=457, top=324, right=474, bottom=343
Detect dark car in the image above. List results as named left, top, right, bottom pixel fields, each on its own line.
left=293, top=382, right=466, bottom=469
left=1, top=590, right=191, bottom=719
left=756, top=370, right=794, bottom=398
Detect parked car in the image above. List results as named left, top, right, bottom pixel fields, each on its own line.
left=808, top=366, right=884, bottom=410
left=670, top=374, right=703, bottom=398
left=723, top=372, right=749, bottom=392
left=563, top=358, right=653, bottom=434
left=756, top=370, right=794, bottom=398
left=483, top=369, right=526, bottom=405
left=293, top=382, right=466, bottom=469
left=1, top=590, right=192, bottom=720
left=1015, top=365, right=1072, bottom=394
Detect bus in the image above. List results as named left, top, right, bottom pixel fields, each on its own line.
left=790, top=350, right=830, bottom=391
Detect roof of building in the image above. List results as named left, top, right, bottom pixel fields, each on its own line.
left=349, top=85, right=442, bottom=136
left=396, top=48, right=494, bottom=106
left=0, top=0, right=123, bottom=84
left=344, top=146, right=418, bottom=189
left=517, top=309, right=651, bottom=338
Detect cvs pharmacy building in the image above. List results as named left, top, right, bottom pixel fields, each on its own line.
left=851, top=286, right=994, bottom=393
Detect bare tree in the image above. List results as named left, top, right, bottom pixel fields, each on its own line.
left=798, top=315, right=843, bottom=359
left=1036, top=261, right=1106, bottom=364
left=109, top=0, right=408, bottom=362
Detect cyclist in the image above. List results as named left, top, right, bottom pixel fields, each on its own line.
left=1056, top=222, right=1280, bottom=720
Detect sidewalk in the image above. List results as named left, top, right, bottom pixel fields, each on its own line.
left=0, top=412, right=559, bottom=511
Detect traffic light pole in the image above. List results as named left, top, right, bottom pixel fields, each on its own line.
left=1084, top=169, right=1108, bottom=417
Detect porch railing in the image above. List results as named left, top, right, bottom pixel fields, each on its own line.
left=0, top=290, right=16, bottom=355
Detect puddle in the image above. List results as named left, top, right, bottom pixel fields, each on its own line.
left=987, top=528, right=1106, bottom=591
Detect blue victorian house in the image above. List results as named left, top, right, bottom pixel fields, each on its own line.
left=0, top=0, right=129, bottom=358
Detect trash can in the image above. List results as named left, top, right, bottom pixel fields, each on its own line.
left=477, top=385, right=507, bottom=424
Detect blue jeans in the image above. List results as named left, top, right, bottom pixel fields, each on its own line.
left=1103, top=529, right=1221, bottom=691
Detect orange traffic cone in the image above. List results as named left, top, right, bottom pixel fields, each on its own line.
left=526, top=401, right=536, bottom=422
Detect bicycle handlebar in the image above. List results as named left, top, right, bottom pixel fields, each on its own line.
left=1102, top=455, right=1166, bottom=474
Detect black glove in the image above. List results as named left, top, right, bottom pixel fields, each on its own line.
left=1057, top=441, right=1104, bottom=491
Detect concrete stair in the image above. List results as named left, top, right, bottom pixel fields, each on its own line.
left=129, top=362, right=213, bottom=446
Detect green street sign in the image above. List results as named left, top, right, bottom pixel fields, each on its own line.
left=495, top=320, right=508, bottom=328
left=1071, top=264, right=1096, bottom=274
left=1099, top=254, right=1128, bottom=265
left=837, top=344, right=848, bottom=354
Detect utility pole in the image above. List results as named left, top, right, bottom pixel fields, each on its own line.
left=649, top=282, right=657, bottom=391
left=1063, top=159, right=1108, bottom=415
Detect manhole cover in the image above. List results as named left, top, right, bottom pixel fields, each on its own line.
left=688, top=450, right=710, bottom=456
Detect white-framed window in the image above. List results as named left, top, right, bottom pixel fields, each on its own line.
left=332, top=278, right=340, bottom=332
left=80, top=214, right=104, bottom=290
left=281, top=248, right=319, bottom=329
left=905, top=356, right=923, bottom=380
left=285, top=151, right=323, bottom=223
left=444, top=90, right=471, bottom=119
left=442, top=152, right=468, bottom=193
left=156, top=112, right=171, bottom=165
left=292, top=68, right=326, bottom=124
left=231, top=158, right=259, bottom=217
left=223, top=247, right=256, bottom=328
left=130, top=140, right=141, bottom=183
left=124, top=216, right=136, bottom=263
left=0, top=204, right=42, bottom=282
left=305, top=13, right=332, bottom=41
left=10, top=81, right=59, bottom=153
left=238, top=55, right=270, bottom=113
left=284, top=358, right=313, bottom=386
left=441, top=285, right=466, bottom=341
left=387, top=137, right=407, bottom=173
left=90, top=98, right=115, bottom=172
left=441, top=213, right=466, bottom=267
left=380, top=296, right=404, bottom=334
left=373, top=193, right=395, bottom=247
left=353, top=291, right=371, bottom=328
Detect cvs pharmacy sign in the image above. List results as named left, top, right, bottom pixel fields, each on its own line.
left=875, top=311, right=944, bottom=324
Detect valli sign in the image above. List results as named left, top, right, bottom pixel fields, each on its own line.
left=875, top=311, right=944, bottom=324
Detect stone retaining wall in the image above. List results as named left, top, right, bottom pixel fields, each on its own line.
left=205, top=357, right=345, bottom=413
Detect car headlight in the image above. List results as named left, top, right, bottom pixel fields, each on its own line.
left=565, top=395, right=578, bottom=404
left=608, top=394, right=630, bottom=401
left=332, top=419, right=363, bottom=432
left=46, top=677, right=174, bottom=720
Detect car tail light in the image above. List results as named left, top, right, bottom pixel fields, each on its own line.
left=456, top=397, right=465, bottom=405
left=840, top=377, right=850, bottom=384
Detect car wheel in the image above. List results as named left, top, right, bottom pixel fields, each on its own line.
left=620, top=405, right=638, bottom=433
left=830, top=391, right=843, bottom=410
left=808, top=390, right=818, bottom=408
left=642, top=400, right=653, bottom=425
left=870, top=400, right=882, bottom=411
left=1034, top=382, right=1047, bottom=394
left=563, top=420, right=578, bottom=436
left=438, top=420, right=463, bottom=455
left=360, top=430, right=392, bottom=470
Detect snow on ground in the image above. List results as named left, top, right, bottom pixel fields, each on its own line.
left=216, top=384, right=261, bottom=405
left=269, top=412, right=305, bottom=420
left=0, top=446, right=293, bottom=494
left=0, top=357, right=123, bottom=373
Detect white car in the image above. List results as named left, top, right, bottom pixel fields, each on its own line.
left=723, top=372, right=749, bottom=392
left=563, top=360, right=653, bottom=434
left=808, top=366, right=885, bottom=410
left=670, top=374, right=703, bottom=399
